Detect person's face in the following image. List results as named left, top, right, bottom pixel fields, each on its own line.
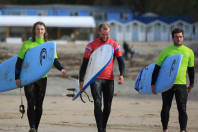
left=173, top=32, right=183, bottom=46
left=35, top=24, right=46, bottom=38
left=99, top=27, right=110, bottom=42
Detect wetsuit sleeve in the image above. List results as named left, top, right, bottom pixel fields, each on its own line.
left=188, top=67, right=194, bottom=87
left=53, top=58, right=64, bottom=71
left=15, top=57, right=23, bottom=80
left=187, top=49, right=194, bottom=87
left=15, top=41, right=30, bottom=80
left=151, top=64, right=161, bottom=85
left=79, top=58, right=89, bottom=82
left=117, top=56, right=125, bottom=76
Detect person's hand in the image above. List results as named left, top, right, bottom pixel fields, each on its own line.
left=118, top=75, right=124, bottom=84
left=188, top=86, right=193, bottom=93
left=16, top=79, right=22, bottom=88
left=79, top=81, right=84, bottom=91
left=61, top=69, right=66, bottom=77
left=152, top=85, right=157, bottom=94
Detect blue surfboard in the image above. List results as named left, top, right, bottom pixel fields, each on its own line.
left=72, top=44, right=114, bottom=101
left=0, top=41, right=56, bottom=92
left=135, top=54, right=183, bottom=94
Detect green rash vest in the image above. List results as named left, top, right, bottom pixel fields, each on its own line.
left=156, top=44, right=194, bottom=85
left=18, top=36, right=58, bottom=78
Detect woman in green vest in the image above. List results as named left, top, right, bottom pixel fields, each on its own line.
left=15, top=21, right=66, bottom=132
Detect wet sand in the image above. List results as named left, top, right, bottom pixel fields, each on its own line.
left=0, top=41, right=198, bottom=132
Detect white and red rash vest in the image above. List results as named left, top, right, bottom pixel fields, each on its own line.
left=84, top=37, right=122, bottom=80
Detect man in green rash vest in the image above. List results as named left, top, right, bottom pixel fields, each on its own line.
left=151, top=28, right=194, bottom=132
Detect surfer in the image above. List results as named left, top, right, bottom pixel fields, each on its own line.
left=151, top=28, right=194, bottom=132
left=15, top=21, right=66, bottom=132
left=79, top=23, right=125, bottom=132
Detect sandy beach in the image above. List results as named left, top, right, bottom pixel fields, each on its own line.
left=0, top=41, right=198, bottom=132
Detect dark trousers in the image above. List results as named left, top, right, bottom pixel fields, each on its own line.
left=161, top=84, right=188, bottom=131
left=24, top=78, right=47, bottom=130
left=90, top=78, right=114, bottom=132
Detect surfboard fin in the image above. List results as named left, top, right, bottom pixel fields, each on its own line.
left=66, top=87, right=77, bottom=97
left=66, top=93, right=75, bottom=97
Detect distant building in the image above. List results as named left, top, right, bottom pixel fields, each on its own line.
left=0, top=5, right=133, bottom=24
left=193, top=21, right=198, bottom=40
left=133, top=16, right=194, bottom=42
left=0, top=4, right=196, bottom=42
left=0, top=4, right=133, bottom=42
left=107, top=20, right=125, bottom=42
left=170, top=19, right=194, bottom=41
left=124, top=20, right=146, bottom=42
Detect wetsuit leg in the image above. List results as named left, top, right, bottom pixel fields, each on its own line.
left=102, top=80, right=114, bottom=132
left=35, top=78, right=47, bottom=130
left=24, top=83, right=37, bottom=129
left=90, top=79, right=103, bottom=132
left=161, top=87, right=175, bottom=130
left=24, top=78, right=47, bottom=130
left=174, top=85, right=188, bottom=131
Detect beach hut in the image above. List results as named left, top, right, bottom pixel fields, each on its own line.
left=170, top=20, right=193, bottom=41
left=107, top=20, right=125, bottom=42
left=193, top=21, right=198, bottom=41
left=135, top=16, right=171, bottom=42
left=146, top=20, right=170, bottom=41
left=124, top=20, right=146, bottom=42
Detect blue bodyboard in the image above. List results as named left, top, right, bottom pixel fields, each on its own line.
left=0, top=41, right=56, bottom=92
left=135, top=54, right=183, bottom=94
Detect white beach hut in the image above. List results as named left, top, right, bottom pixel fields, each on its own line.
left=170, top=20, right=193, bottom=40
left=124, top=20, right=146, bottom=42
left=146, top=20, right=170, bottom=42
left=107, top=20, right=125, bottom=42
left=193, top=21, right=198, bottom=41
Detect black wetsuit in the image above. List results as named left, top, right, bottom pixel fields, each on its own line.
left=152, top=65, right=194, bottom=131
left=79, top=56, right=125, bottom=132
left=15, top=57, right=64, bottom=131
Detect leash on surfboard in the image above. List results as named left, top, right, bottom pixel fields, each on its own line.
left=19, top=87, right=25, bottom=119
left=66, top=88, right=93, bottom=103
left=66, top=78, right=93, bottom=103
left=80, top=91, right=93, bottom=103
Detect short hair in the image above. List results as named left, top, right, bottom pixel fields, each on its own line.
left=97, top=23, right=110, bottom=32
left=171, top=28, right=184, bottom=38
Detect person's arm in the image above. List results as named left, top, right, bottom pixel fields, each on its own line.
left=15, top=57, right=23, bottom=88
left=53, top=58, right=66, bottom=77
left=79, top=58, right=89, bottom=82
left=53, top=58, right=64, bottom=71
left=117, top=56, right=125, bottom=76
left=79, top=58, right=89, bottom=90
left=187, top=67, right=194, bottom=93
left=117, top=56, right=125, bottom=84
left=151, top=64, right=161, bottom=94
left=15, top=57, right=23, bottom=80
